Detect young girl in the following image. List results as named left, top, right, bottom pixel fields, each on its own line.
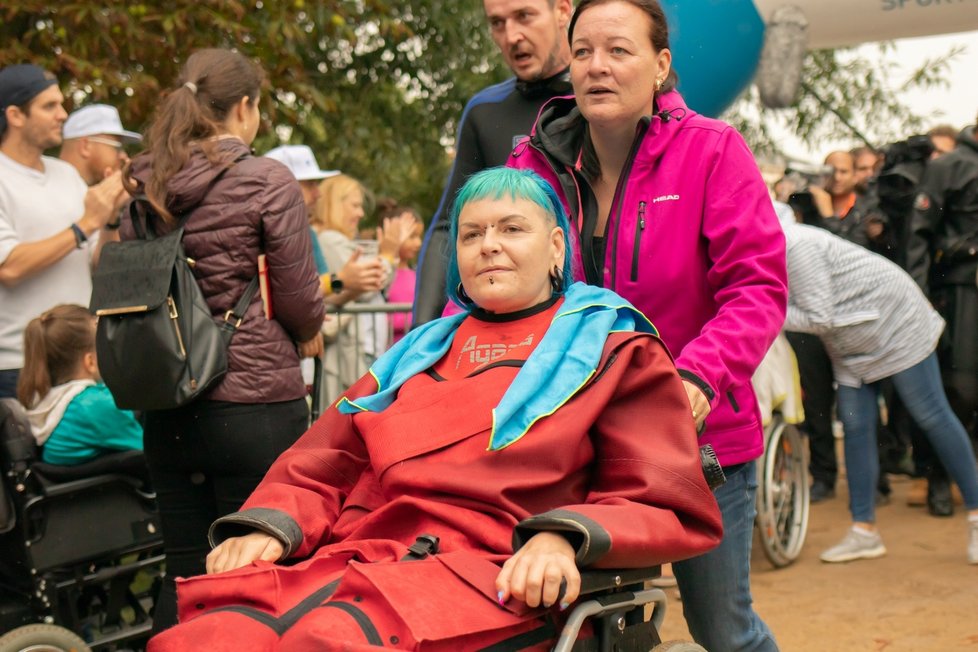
left=17, top=304, right=142, bottom=466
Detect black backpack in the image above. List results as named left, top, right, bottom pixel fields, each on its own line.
left=90, top=170, right=258, bottom=411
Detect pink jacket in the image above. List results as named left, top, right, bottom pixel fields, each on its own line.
left=507, top=91, right=786, bottom=466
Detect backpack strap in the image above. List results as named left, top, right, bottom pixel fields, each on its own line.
left=220, top=276, right=261, bottom=334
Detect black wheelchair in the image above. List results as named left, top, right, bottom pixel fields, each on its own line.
left=0, top=399, right=164, bottom=652
left=548, top=446, right=724, bottom=651
left=549, top=566, right=705, bottom=652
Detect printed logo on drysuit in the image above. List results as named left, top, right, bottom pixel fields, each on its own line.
left=456, top=334, right=535, bottom=370
left=652, top=194, right=680, bottom=204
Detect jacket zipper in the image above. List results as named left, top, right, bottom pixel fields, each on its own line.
left=630, top=201, right=647, bottom=282
left=727, top=391, right=740, bottom=413
left=609, top=120, right=651, bottom=290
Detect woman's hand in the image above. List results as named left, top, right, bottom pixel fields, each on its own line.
left=376, top=213, right=416, bottom=262
left=682, top=381, right=711, bottom=431
left=496, top=532, right=580, bottom=610
left=337, top=249, right=386, bottom=294
left=206, top=532, right=284, bottom=574
left=298, top=333, right=324, bottom=359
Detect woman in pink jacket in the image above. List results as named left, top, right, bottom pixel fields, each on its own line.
left=507, top=1, right=786, bottom=650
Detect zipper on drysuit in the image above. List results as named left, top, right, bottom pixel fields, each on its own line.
left=630, top=201, right=647, bottom=282
left=318, top=601, right=384, bottom=645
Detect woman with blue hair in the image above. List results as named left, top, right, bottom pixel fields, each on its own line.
left=148, top=167, right=721, bottom=652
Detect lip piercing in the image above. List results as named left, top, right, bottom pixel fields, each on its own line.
left=489, top=276, right=495, bottom=285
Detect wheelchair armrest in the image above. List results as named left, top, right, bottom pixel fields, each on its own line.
left=30, top=473, right=146, bottom=501
left=32, top=450, right=149, bottom=485
left=578, top=566, right=661, bottom=595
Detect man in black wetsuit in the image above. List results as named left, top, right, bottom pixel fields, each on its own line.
left=413, top=0, right=573, bottom=325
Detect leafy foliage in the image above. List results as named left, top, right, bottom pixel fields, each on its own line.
left=725, top=43, right=962, bottom=159
left=2, top=4, right=958, bottom=203
left=0, top=1, right=509, bottom=220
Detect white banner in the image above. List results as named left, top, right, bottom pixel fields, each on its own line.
left=753, top=0, right=978, bottom=48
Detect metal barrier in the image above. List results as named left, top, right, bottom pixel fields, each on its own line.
left=309, top=302, right=413, bottom=420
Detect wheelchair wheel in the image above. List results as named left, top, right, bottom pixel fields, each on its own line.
left=0, top=624, right=91, bottom=652
left=651, top=641, right=708, bottom=652
left=756, top=413, right=810, bottom=568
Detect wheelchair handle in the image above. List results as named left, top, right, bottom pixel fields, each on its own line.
left=700, top=444, right=726, bottom=490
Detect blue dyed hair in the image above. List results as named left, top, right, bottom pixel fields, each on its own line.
left=446, top=167, right=574, bottom=309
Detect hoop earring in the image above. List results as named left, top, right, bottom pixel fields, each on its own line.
left=456, top=282, right=473, bottom=305
left=550, top=266, right=564, bottom=294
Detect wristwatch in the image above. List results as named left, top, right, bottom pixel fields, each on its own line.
left=70, top=223, right=87, bottom=248
left=330, top=274, right=344, bottom=294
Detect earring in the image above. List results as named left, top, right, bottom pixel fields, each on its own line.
left=655, top=78, right=664, bottom=91
left=456, top=282, right=473, bottom=305
left=550, top=266, right=564, bottom=294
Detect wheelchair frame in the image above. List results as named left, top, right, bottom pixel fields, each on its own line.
left=1, top=399, right=164, bottom=651
left=755, top=412, right=810, bottom=568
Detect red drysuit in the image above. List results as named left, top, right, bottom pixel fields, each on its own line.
left=149, top=328, right=722, bottom=651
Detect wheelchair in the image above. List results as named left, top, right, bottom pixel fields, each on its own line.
left=551, top=566, right=705, bottom=652
left=547, top=447, right=725, bottom=651
left=752, top=333, right=810, bottom=568
left=755, top=412, right=809, bottom=568
left=0, top=398, right=164, bottom=652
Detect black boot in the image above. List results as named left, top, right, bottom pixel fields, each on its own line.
left=927, top=475, right=954, bottom=517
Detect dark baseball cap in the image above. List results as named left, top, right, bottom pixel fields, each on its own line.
left=0, top=64, right=58, bottom=135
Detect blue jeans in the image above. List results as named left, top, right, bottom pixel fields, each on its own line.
left=837, top=352, right=978, bottom=523
left=673, top=461, right=779, bottom=652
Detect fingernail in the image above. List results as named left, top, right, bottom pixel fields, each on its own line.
left=559, top=601, right=570, bottom=611
left=497, top=591, right=505, bottom=605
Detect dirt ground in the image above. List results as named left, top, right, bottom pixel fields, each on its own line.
left=657, top=474, right=978, bottom=651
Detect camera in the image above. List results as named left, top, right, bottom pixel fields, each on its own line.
left=779, top=161, right=832, bottom=200
left=882, top=135, right=934, bottom=168
left=778, top=162, right=832, bottom=225
left=877, top=135, right=934, bottom=214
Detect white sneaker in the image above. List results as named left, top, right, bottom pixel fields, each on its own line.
left=820, top=526, right=887, bottom=563
left=968, top=518, right=978, bottom=565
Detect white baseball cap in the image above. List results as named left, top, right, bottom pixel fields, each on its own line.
left=264, top=145, right=339, bottom=182
left=62, top=104, right=141, bottom=143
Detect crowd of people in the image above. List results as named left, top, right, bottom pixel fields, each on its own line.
left=1, top=0, right=977, bottom=650
left=775, top=129, right=978, bottom=566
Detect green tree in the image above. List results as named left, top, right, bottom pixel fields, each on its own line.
left=0, top=1, right=509, bottom=220
left=725, top=43, right=962, bottom=159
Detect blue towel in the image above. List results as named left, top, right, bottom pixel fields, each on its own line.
left=338, top=283, right=657, bottom=450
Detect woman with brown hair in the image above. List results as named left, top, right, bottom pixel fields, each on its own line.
left=120, top=48, right=325, bottom=632
left=507, top=1, right=786, bottom=649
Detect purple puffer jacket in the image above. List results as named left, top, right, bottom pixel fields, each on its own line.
left=124, top=139, right=324, bottom=405
left=508, top=91, right=787, bottom=466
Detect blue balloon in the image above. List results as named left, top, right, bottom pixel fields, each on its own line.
left=661, top=0, right=765, bottom=117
